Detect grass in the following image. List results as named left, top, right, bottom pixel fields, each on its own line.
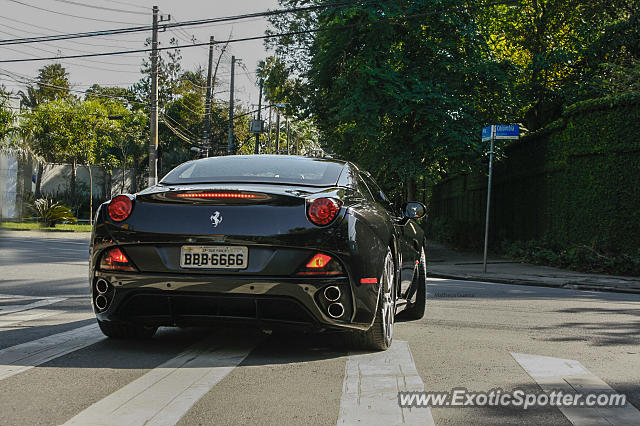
left=1, top=222, right=92, bottom=232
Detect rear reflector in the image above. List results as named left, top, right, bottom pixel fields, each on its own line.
left=360, top=278, right=378, bottom=284
left=170, top=192, right=266, bottom=199
left=295, top=253, right=344, bottom=277
left=100, top=248, right=136, bottom=272
left=306, top=253, right=332, bottom=268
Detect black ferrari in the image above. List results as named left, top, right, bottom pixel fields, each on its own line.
left=90, top=155, right=427, bottom=350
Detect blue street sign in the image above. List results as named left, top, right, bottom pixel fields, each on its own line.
left=482, top=126, right=492, bottom=142
left=482, top=124, right=519, bottom=142
left=494, top=124, right=519, bottom=139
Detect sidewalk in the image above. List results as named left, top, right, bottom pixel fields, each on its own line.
left=0, top=229, right=91, bottom=240
left=427, top=240, right=640, bottom=294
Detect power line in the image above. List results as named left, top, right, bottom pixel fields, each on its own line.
left=0, top=0, right=370, bottom=46
left=5, top=0, right=146, bottom=25
left=0, top=15, right=145, bottom=46
left=48, top=0, right=148, bottom=15
left=161, top=113, right=198, bottom=143
left=0, top=68, right=148, bottom=107
left=0, top=37, right=143, bottom=67
left=0, top=1, right=521, bottom=63
left=0, top=29, right=325, bottom=63
left=106, top=0, right=148, bottom=12
left=0, top=45, right=142, bottom=74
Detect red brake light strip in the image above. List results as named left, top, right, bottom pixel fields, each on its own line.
left=172, top=193, right=261, bottom=199
left=360, top=278, right=378, bottom=284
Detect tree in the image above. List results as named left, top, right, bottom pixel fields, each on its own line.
left=133, top=37, right=183, bottom=109
left=18, top=63, right=72, bottom=108
left=257, top=56, right=307, bottom=117
left=20, top=98, right=139, bottom=218
left=16, top=63, right=74, bottom=197
left=478, top=0, right=640, bottom=130
left=85, top=88, right=148, bottom=193
left=267, top=0, right=510, bottom=200
left=0, top=88, right=15, bottom=139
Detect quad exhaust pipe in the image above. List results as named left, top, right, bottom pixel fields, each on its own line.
left=95, top=278, right=109, bottom=295
left=327, top=302, right=344, bottom=319
left=95, top=295, right=108, bottom=311
left=94, top=279, right=111, bottom=311
left=324, top=286, right=341, bottom=302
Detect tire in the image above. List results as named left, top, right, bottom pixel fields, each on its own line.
left=348, top=249, right=396, bottom=351
left=97, top=319, right=157, bottom=339
left=403, top=244, right=427, bottom=320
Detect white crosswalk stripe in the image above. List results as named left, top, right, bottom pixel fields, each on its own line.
left=63, top=334, right=258, bottom=426
left=338, top=340, right=435, bottom=425
left=0, top=323, right=103, bottom=381
left=0, top=297, right=67, bottom=315
left=0, top=308, right=61, bottom=327
left=512, top=353, right=640, bottom=426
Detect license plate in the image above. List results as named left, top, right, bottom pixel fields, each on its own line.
left=180, top=245, right=248, bottom=269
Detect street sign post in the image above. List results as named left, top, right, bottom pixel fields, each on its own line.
left=482, top=124, right=519, bottom=273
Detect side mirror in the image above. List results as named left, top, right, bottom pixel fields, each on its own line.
left=402, top=201, right=426, bottom=219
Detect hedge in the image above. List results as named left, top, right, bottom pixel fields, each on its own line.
left=428, top=93, right=640, bottom=255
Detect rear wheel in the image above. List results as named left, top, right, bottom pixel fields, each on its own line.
left=348, top=249, right=395, bottom=351
left=97, top=319, right=157, bottom=339
left=404, top=244, right=427, bottom=320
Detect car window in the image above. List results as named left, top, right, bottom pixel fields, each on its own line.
left=161, top=156, right=345, bottom=186
left=361, top=173, right=394, bottom=210
left=356, top=176, right=374, bottom=201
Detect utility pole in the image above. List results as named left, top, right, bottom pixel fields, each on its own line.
left=148, top=5, right=159, bottom=186
left=275, top=107, right=281, bottom=154
left=254, top=79, right=263, bottom=154
left=295, top=134, right=299, bottom=155
left=285, top=118, right=290, bottom=155
left=202, top=36, right=215, bottom=158
left=267, top=106, right=272, bottom=153
left=227, top=55, right=236, bottom=155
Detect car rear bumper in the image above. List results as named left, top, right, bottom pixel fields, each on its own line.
left=92, top=271, right=370, bottom=331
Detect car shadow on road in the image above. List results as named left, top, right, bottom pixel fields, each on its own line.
left=3, top=323, right=351, bottom=373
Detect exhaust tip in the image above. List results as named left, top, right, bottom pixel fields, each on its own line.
left=324, top=286, right=341, bottom=302
left=95, top=279, right=109, bottom=295
left=95, top=295, right=108, bottom=311
left=327, top=302, right=344, bottom=319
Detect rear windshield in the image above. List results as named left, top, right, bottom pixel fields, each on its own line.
left=160, top=156, right=345, bottom=186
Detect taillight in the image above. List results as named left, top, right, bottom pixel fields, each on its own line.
left=108, top=195, right=133, bottom=222
left=307, top=198, right=342, bottom=226
left=99, top=248, right=136, bottom=272
left=306, top=253, right=332, bottom=268
left=296, top=253, right=343, bottom=276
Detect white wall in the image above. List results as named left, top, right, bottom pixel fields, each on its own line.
left=40, top=163, right=134, bottom=199
left=0, top=153, right=18, bottom=219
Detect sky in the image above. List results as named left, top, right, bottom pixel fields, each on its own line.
left=0, top=0, right=281, bottom=108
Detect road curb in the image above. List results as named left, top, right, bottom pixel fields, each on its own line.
left=427, top=272, right=640, bottom=295
left=0, top=229, right=91, bottom=240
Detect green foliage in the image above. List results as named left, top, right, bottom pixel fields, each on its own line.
left=28, top=198, right=77, bottom=227
left=0, top=88, right=14, bottom=139
left=478, top=0, right=639, bottom=130
left=257, top=56, right=307, bottom=117
left=502, top=240, right=640, bottom=277
left=426, top=217, right=483, bottom=251
left=268, top=0, right=511, bottom=198
left=133, top=38, right=183, bottom=108
left=48, top=181, right=101, bottom=219
left=429, top=93, right=640, bottom=260
left=18, top=63, right=71, bottom=108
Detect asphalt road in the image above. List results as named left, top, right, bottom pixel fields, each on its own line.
left=1, top=232, right=639, bottom=425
